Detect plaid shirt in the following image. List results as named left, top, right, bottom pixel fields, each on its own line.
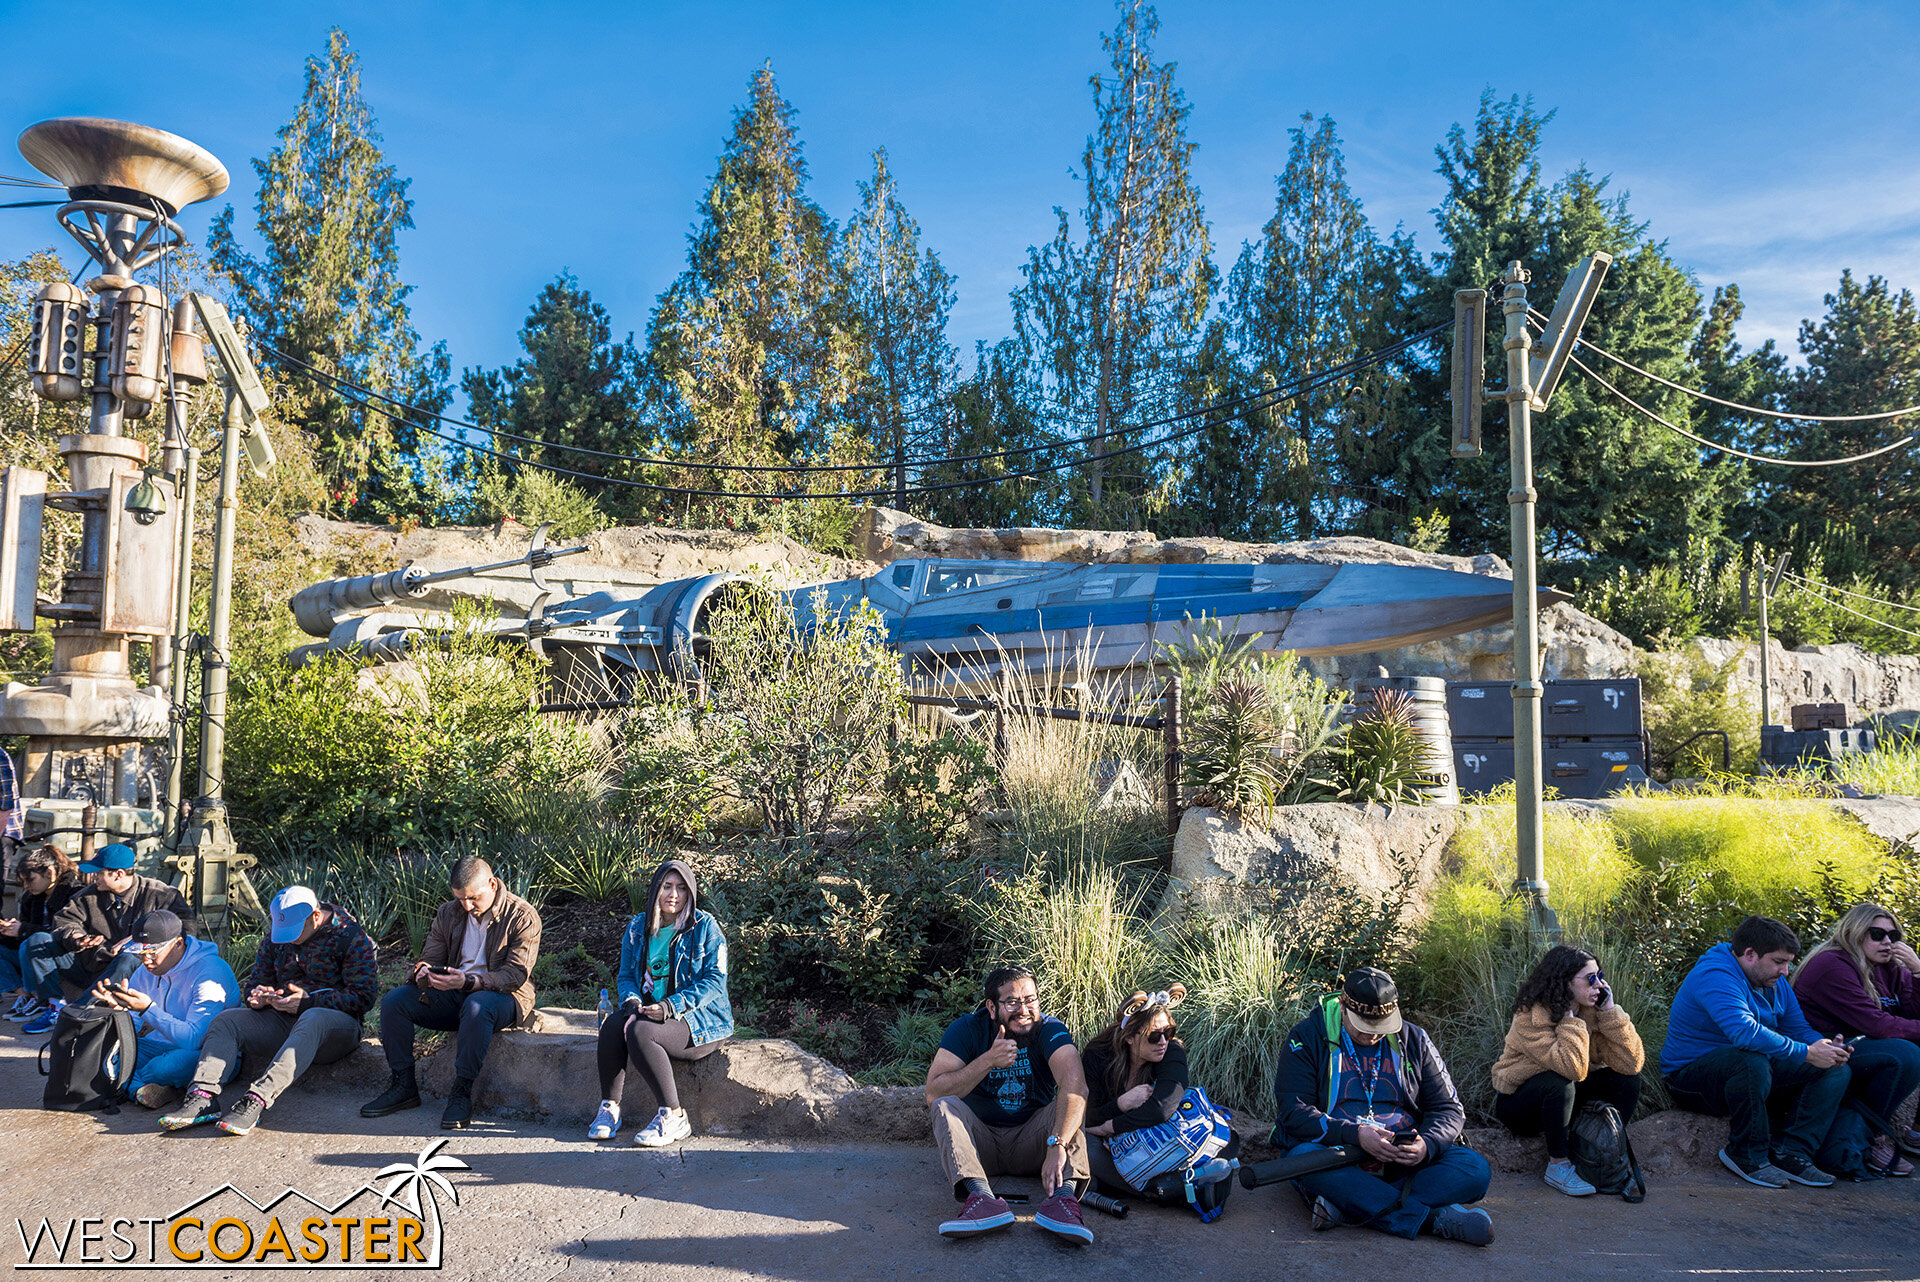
left=0, top=748, right=20, bottom=840
left=248, top=903, right=379, bottom=1022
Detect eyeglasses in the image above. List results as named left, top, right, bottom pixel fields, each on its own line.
left=1144, top=1027, right=1176, bottom=1046
left=995, top=996, right=1041, bottom=1011
left=1582, top=971, right=1607, bottom=987
left=1869, top=926, right=1905, bottom=944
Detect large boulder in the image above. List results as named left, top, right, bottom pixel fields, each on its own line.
left=1690, top=635, right=1920, bottom=724
left=1169, top=803, right=1457, bottom=917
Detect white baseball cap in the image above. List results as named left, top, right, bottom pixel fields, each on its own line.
left=268, top=885, right=320, bottom=944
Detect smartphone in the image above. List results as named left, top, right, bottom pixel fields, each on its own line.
left=1846, top=1035, right=1867, bottom=1047
left=1390, top=1129, right=1419, bottom=1145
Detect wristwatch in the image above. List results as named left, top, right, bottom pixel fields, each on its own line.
left=1046, top=1134, right=1063, bottom=1148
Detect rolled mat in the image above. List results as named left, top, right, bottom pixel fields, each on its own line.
left=1238, top=1144, right=1366, bottom=1189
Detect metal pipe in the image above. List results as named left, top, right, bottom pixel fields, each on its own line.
left=1501, top=261, right=1558, bottom=938
left=164, top=444, right=200, bottom=839
left=1163, top=674, right=1183, bottom=839
left=197, top=393, right=241, bottom=801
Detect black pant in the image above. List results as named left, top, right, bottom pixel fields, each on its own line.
left=1664, top=1047, right=1851, bottom=1169
left=1494, top=1068, right=1641, bottom=1159
left=1090, top=1131, right=1241, bottom=1202
left=596, top=1010, right=722, bottom=1110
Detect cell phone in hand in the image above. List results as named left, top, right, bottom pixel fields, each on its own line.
left=1390, top=1129, right=1419, bottom=1145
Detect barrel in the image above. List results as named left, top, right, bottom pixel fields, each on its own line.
left=1349, top=672, right=1458, bottom=806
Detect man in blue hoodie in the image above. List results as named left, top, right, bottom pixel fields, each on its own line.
left=88, top=910, right=240, bottom=1109
left=1662, top=915, right=1853, bottom=1188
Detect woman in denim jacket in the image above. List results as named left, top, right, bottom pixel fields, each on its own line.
left=587, top=858, right=733, bottom=1146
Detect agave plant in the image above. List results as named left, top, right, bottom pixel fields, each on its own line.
left=1335, top=689, right=1437, bottom=806
left=1182, top=677, right=1285, bottom=814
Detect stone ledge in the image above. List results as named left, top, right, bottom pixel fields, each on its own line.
left=292, top=1009, right=929, bottom=1141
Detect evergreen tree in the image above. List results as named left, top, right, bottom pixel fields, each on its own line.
left=1690, top=284, right=1779, bottom=545
left=462, top=273, right=647, bottom=496
left=1223, top=113, right=1381, bottom=539
left=921, top=341, right=1052, bottom=528
left=1012, top=0, right=1214, bottom=523
left=644, top=64, right=862, bottom=509
left=1781, top=272, right=1920, bottom=585
left=209, top=27, right=451, bottom=521
left=842, top=148, right=957, bottom=510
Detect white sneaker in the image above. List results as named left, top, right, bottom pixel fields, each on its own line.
left=1544, top=1159, right=1596, bottom=1197
left=587, top=1100, right=621, bottom=1140
left=634, top=1107, right=691, bottom=1147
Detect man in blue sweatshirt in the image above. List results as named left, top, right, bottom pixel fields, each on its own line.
left=87, top=910, right=239, bottom=1110
left=1662, top=915, right=1853, bottom=1189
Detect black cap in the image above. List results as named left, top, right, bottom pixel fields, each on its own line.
left=127, top=910, right=183, bottom=952
left=1340, top=966, right=1403, bottom=1035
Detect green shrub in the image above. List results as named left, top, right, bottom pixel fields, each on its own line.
left=779, top=1000, right=862, bottom=1063
left=469, top=466, right=608, bottom=540
left=878, top=729, right=998, bottom=849
left=1637, top=650, right=1758, bottom=778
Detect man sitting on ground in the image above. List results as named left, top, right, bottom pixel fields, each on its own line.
left=1662, top=914, right=1852, bottom=1188
left=88, top=910, right=239, bottom=1109
left=1274, top=967, right=1495, bottom=1247
left=924, top=965, right=1093, bottom=1247
left=159, top=886, right=378, bottom=1137
left=46, top=843, right=196, bottom=1008
left=361, top=856, right=543, bottom=1130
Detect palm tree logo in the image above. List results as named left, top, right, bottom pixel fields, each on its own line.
left=374, top=1138, right=470, bottom=1265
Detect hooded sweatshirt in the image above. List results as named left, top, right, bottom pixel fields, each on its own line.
left=616, top=859, right=733, bottom=1046
left=1661, top=943, right=1823, bottom=1074
left=124, top=935, right=241, bottom=1053
left=1793, top=948, right=1920, bottom=1041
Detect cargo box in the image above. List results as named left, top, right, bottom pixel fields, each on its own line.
left=1446, top=678, right=1643, bottom=740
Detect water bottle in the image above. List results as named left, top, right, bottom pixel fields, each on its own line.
left=596, top=988, right=612, bottom=1020
left=1189, top=1157, right=1238, bottom=1187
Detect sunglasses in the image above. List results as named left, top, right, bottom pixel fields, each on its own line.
left=1870, top=926, right=1905, bottom=944
left=1144, top=1027, right=1177, bottom=1045
left=1582, top=971, right=1607, bottom=987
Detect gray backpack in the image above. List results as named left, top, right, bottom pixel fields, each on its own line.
left=39, top=1004, right=138, bottom=1111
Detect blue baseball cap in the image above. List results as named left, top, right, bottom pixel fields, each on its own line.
left=78, top=843, right=136, bottom=873
left=268, top=885, right=320, bottom=944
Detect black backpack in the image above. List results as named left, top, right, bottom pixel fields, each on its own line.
left=1817, top=1099, right=1898, bottom=1181
left=39, top=1004, right=138, bottom=1111
left=1569, top=1101, right=1645, bottom=1202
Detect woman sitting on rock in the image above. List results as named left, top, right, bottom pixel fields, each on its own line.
left=1491, top=944, right=1645, bottom=1196
left=1792, top=901, right=1920, bottom=1175
left=1083, top=986, right=1238, bottom=1211
left=586, top=858, right=733, bottom=1147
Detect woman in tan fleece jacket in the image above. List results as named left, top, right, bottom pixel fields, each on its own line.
left=1491, top=944, right=1645, bottom=1197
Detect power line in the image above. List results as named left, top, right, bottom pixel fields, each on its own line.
left=1779, top=569, right=1920, bottom=616
left=272, top=328, right=1434, bottom=502
left=1564, top=352, right=1916, bottom=468
left=1572, top=329, right=1920, bottom=425
left=1790, top=583, right=1920, bottom=642
left=261, top=320, right=1450, bottom=477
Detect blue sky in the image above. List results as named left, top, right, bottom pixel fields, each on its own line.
left=4, top=0, right=1918, bottom=408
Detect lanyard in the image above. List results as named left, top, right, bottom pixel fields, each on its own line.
left=1340, top=1028, right=1392, bottom=1120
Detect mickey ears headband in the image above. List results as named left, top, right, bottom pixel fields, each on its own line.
left=1119, top=985, right=1188, bottom=1020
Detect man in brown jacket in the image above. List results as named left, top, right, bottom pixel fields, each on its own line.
left=361, top=856, right=541, bottom=1129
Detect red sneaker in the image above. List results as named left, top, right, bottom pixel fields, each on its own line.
left=938, top=1192, right=1015, bottom=1239
left=1034, top=1191, right=1093, bottom=1246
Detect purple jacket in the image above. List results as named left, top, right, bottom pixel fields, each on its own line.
left=1794, top=949, right=1920, bottom=1041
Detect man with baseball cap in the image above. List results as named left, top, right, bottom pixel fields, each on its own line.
left=48, top=843, right=196, bottom=1002
left=88, top=910, right=239, bottom=1109
left=1271, top=967, right=1494, bottom=1247
left=158, top=885, right=377, bottom=1137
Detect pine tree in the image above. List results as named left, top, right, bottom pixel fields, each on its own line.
left=1781, top=272, right=1920, bottom=585
left=842, top=149, right=957, bottom=510
left=208, top=27, right=450, bottom=521
left=921, top=341, right=1052, bottom=528
left=1691, top=284, right=1779, bottom=545
left=462, top=273, right=647, bottom=496
left=1012, top=0, right=1214, bottom=524
left=644, top=64, right=862, bottom=511
left=1223, top=114, right=1380, bottom=539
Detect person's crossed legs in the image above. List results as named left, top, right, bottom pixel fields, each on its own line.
left=1287, top=1141, right=1492, bottom=1240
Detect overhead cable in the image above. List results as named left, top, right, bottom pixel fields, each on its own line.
left=269, top=329, right=1435, bottom=502
left=1779, top=569, right=1920, bottom=616
left=1792, top=586, right=1920, bottom=642
left=1564, top=353, right=1916, bottom=468
left=262, top=320, right=1450, bottom=477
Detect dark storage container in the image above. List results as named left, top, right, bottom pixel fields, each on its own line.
left=1453, top=736, right=1648, bottom=798
left=1454, top=741, right=1514, bottom=794
left=1445, top=678, right=1643, bottom=740
left=1761, top=726, right=1877, bottom=771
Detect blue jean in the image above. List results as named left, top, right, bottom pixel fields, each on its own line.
left=1846, top=1037, right=1920, bottom=1130
left=130, top=1036, right=211, bottom=1091
left=0, top=941, right=22, bottom=993
left=379, top=985, right=519, bottom=1083
left=74, top=950, right=141, bottom=1004
left=20, top=932, right=77, bottom=999
left=1286, top=1141, right=1492, bottom=1239
left=1664, top=1046, right=1851, bottom=1168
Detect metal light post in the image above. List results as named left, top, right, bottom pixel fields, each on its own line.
left=1455, top=254, right=1611, bottom=939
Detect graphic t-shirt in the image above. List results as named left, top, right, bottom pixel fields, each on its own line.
left=645, top=927, right=675, bottom=998
left=1328, top=1035, right=1414, bottom=1134
left=938, top=1009, right=1076, bottom=1127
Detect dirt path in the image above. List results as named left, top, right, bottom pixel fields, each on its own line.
left=1, top=1034, right=1914, bottom=1280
